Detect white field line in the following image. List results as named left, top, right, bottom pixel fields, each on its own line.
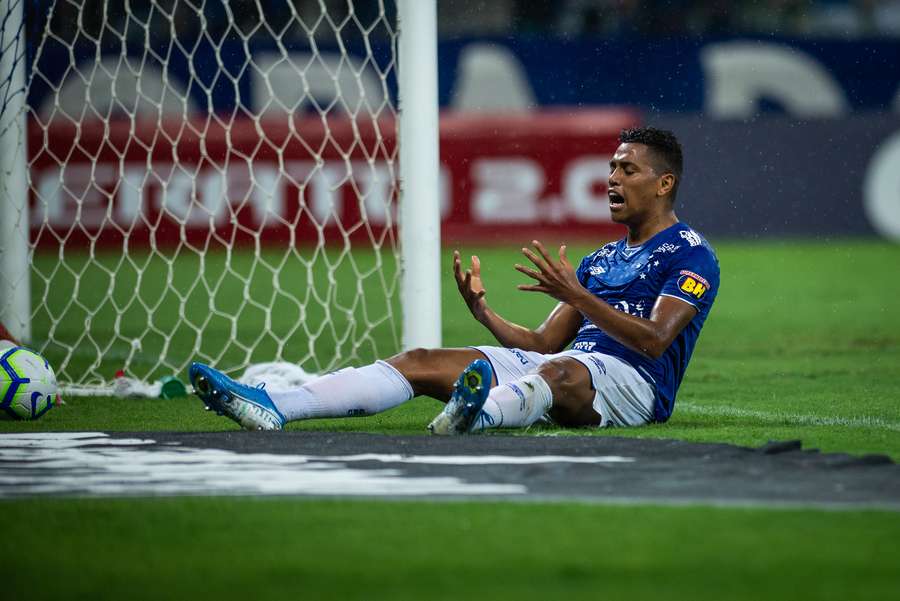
left=0, top=433, right=528, bottom=498
left=61, top=385, right=116, bottom=396
left=678, top=401, right=900, bottom=432
left=315, top=454, right=634, bottom=465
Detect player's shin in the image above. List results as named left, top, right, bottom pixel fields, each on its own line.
left=267, top=361, right=414, bottom=421
left=472, top=374, right=553, bottom=432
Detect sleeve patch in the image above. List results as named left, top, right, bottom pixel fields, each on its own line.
left=677, top=270, right=710, bottom=299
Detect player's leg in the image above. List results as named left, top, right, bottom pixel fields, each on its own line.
left=451, top=351, right=654, bottom=433
left=385, top=347, right=495, bottom=401
left=536, top=358, right=601, bottom=426
left=188, top=347, right=489, bottom=430
left=424, top=351, right=592, bottom=435
left=466, top=356, right=600, bottom=431
left=429, top=346, right=564, bottom=434
left=555, top=352, right=655, bottom=428
left=269, top=347, right=488, bottom=418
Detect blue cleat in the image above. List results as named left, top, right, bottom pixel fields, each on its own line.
left=427, top=359, right=493, bottom=435
left=188, top=362, right=285, bottom=431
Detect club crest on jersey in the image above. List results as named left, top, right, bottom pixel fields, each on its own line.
left=678, top=270, right=710, bottom=299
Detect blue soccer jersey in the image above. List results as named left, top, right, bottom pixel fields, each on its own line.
left=572, top=222, right=719, bottom=422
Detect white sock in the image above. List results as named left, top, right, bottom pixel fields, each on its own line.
left=268, top=360, right=414, bottom=422
left=472, top=373, right=553, bottom=432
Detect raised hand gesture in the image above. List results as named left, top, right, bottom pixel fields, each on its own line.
left=453, top=250, right=487, bottom=317
left=516, top=240, right=587, bottom=306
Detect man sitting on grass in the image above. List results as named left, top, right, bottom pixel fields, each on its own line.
left=190, top=127, right=719, bottom=434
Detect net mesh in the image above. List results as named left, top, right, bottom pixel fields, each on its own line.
left=6, top=0, right=401, bottom=390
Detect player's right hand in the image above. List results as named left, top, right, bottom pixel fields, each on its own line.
left=453, top=250, right=487, bottom=315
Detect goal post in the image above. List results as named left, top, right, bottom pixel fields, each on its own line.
left=0, top=0, right=440, bottom=391
left=398, top=0, right=441, bottom=351
left=0, top=0, right=30, bottom=344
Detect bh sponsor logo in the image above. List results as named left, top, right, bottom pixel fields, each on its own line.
left=677, top=270, right=709, bottom=299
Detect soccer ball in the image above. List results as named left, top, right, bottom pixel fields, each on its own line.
left=0, top=346, right=58, bottom=420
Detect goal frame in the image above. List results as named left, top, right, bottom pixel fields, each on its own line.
left=0, top=0, right=30, bottom=344
left=0, top=0, right=440, bottom=384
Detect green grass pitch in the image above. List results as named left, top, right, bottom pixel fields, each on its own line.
left=2, top=239, right=899, bottom=600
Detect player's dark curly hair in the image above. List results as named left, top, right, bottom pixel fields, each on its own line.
left=619, top=127, right=683, bottom=201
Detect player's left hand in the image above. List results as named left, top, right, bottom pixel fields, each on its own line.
left=515, top=241, right=588, bottom=305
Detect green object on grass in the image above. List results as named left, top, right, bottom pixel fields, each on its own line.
left=158, top=375, right=187, bottom=399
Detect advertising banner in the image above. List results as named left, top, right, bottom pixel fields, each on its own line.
left=28, top=111, right=636, bottom=249
left=29, top=110, right=900, bottom=246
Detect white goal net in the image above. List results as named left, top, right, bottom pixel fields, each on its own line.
left=0, top=0, right=439, bottom=393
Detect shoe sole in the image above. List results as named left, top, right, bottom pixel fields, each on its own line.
left=428, top=360, right=490, bottom=435
left=190, top=368, right=225, bottom=415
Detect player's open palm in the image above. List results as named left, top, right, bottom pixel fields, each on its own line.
left=516, top=241, right=586, bottom=305
left=453, top=250, right=487, bottom=316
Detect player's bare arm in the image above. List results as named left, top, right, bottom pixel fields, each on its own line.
left=517, top=240, right=696, bottom=359
left=454, top=250, right=581, bottom=353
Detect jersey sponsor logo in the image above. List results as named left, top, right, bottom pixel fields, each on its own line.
left=677, top=270, right=710, bottom=299
left=679, top=229, right=703, bottom=247
left=588, top=356, right=607, bottom=375
left=508, top=348, right=529, bottom=365
left=653, top=243, right=680, bottom=254
left=573, top=341, right=596, bottom=351
left=612, top=300, right=647, bottom=318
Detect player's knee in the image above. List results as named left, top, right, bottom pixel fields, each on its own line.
left=388, top=347, right=434, bottom=377
left=387, top=347, right=458, bottom=394
left=536, top=360, right=581, bottom=398
left=537, top=359, right=597, bottom=425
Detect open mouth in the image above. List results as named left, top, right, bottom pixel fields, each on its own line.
left=608, top=191, right=625, bottom=209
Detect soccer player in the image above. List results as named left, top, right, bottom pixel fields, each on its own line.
left=190, top=127, right=719, bottom=433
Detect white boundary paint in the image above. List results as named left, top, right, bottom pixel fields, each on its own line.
left=677, top=402, right=900, bottom=432
left=1, top=433, right=896, bottom=511
left=312, top=454, right=633, bottom=465
left=0, top=433, right=633, bottom=499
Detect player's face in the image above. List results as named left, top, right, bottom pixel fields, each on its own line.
left=607, top=143, right=667, bottom=225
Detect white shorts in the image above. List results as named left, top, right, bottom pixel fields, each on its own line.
left=471, top=346, right=656, bottom=428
